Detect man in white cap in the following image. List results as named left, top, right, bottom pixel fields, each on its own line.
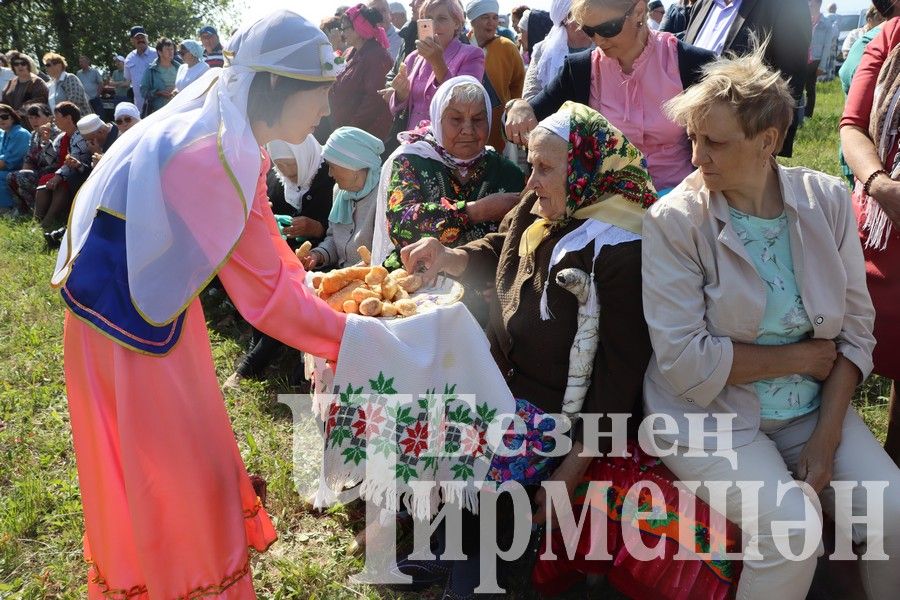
left=75, top=113, right=119, bottom=171
left=123, top=26, right=158, bottom=112
left=389, top=1, right=408, bottom=29
left=113, top=102, right=141, bottom=133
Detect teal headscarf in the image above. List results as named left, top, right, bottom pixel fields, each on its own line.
left=322, top=126, right=384, bottom=225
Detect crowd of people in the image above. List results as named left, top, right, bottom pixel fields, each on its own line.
left=0, top=23, right=229, bottom=240
left=5, top=0, right=900, bottom=598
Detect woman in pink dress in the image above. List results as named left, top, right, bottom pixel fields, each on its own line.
left=51, top=11, right=348, bottom=598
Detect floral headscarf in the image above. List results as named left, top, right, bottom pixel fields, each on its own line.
left=520, top=102, right=657, bottom=257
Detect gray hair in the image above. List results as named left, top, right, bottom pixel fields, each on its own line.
left=447, top=82, right=485, bottom=108
left=664, top=43, right=794, bottom=152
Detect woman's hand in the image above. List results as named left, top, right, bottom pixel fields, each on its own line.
left=795, top=428, right=840, bottom=494
left=533, top=447, right=592, bottom=527
left=283, top=216, right=325, bottom=240
left=415, top=37, right=446, bottom=75
left=64, top=155, right=83, bottom=170
left=400, top=237, right=468, bottom=284
left=381, top=63, right=410, bottom=103
left=466, top=192, right=521, bottom=224
left=301, top=252, right=321, bottom=271
left=504, top=99, right=538, bottom=147
left=868, top=174, right=900, bottom=228
left=46, top=174, right=62, bottom=190
left=796, top=339, right=838, bottom=381
left=38, top=123, right=52, bottom=142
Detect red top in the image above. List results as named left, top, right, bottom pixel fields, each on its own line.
left=841, top=17, right=900, bottom=172
left=329, top=39, right=394, bottom=141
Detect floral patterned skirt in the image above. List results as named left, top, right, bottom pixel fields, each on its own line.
left=487, top=399, right=742, bottom=600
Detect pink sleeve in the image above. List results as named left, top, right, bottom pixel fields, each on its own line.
left=841, top=19, right=900, bottom=131
left=217, top=155, right=347, bottom=361
left=454, top=46, right=485, bottom=82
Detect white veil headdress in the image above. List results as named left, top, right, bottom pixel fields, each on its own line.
left=52, top=10, right=340, bottom=326
left=535, top=0, right=574, bottom=89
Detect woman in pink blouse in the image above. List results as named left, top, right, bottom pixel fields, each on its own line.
left=505, top=0, right=715, bottom=193
left=383, top=0, right=485, bottom=131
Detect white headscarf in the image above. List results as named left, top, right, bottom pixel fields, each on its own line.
left=536, top=0, right=573, bottom=89
left=371, top=75, right=492, bottom=265
left=267, top=135, right=323, bottom=211
left=52, top=10, right=340, bottom=326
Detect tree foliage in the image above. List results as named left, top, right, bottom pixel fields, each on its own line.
left=0, top=0, right=234, bottom=71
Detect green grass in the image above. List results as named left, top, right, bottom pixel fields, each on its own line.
left=0, top=80, right=892, bottom=598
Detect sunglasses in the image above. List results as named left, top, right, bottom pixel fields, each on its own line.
left=11, top=60, right=28, bottom=67
left=115, top=117, right=133, bottom=125
left=580, top=0, right=639, bottom=39
left=43, top=61, right=57, bottom=68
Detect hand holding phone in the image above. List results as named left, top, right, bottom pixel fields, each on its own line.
left=417, top=18, right=434, bottom=40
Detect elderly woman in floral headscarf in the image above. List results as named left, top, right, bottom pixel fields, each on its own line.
left=400, top=102, right=741, bottom=600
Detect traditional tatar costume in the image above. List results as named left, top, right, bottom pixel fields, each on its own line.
left=52, top=11, right=347, bottom=598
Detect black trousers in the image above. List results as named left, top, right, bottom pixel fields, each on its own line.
left=804, top=60, right=821, bottom=118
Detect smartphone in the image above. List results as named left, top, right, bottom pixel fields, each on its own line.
left=417, top=18, right=434, bottom=40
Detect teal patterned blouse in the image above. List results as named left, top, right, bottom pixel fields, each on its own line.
left=729, top=207, right=822, bottom=420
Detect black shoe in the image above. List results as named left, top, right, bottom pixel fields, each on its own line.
left=43, top=231, right=61, bottom=250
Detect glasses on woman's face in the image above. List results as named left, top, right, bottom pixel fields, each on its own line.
left=43, top=61, right=57, bottom=69
left=115, top=117, right=133, bottom=125
left=11, top=60, right=28, bottom=68
left=0, top=114, right=12, bottom=121
left=580, top=0, right=639, bottom=39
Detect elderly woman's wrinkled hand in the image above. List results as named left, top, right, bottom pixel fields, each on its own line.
left=38, top=123, right=52, bottom=142
left=795, top=429, right=839, bottom=494
left=869, top=175, right=900, bottom=228
left=400, top=237, right=466, bottom=286
left=504, top=99, right=538, bottom=147
left=283, top=216, right=325, bottom=240
left=797, top=338, right=838, bottom=381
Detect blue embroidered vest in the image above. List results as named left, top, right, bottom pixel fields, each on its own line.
left=61, top=210, right=187, bottom=355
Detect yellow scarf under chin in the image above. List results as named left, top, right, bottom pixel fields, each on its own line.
left=518, top=195, right=646, bottom=257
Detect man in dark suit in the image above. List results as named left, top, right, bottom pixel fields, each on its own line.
left=681, top=0, right=811, bottom=157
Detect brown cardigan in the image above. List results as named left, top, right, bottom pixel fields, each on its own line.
left=460, top=191, right=651, bottom=438
left=2, top=75, right=49, bottom=112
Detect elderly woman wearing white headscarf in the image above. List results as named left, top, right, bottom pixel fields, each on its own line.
left=372, top=75, right=524, bottom=273
left=51, top=11, right=351, bottom=597
left=224, top=134, right=334, bottom=389
left=266, top=134, right=332, bottom=245
left=175, top=39, right=211, bottom=92
left=521, top=0, right=593, bottom=100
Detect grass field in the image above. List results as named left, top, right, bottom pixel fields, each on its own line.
left=0, top=79, right=893, bottom=598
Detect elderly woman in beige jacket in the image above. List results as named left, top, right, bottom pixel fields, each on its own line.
left=640, top=49, right=900, bottom=600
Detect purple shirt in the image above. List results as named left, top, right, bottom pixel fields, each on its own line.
left=693, top=0, right=743, bottom=56
left=391, top=38, right=485, bottom=129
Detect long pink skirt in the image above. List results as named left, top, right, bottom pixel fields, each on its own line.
left=63, top=301, right=277, bottom=598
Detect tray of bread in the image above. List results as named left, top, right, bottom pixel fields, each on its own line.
left=297, top=243, right=463, bottom=319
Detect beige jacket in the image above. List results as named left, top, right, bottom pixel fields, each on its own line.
left=641, top=165, right=875, bottom=448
